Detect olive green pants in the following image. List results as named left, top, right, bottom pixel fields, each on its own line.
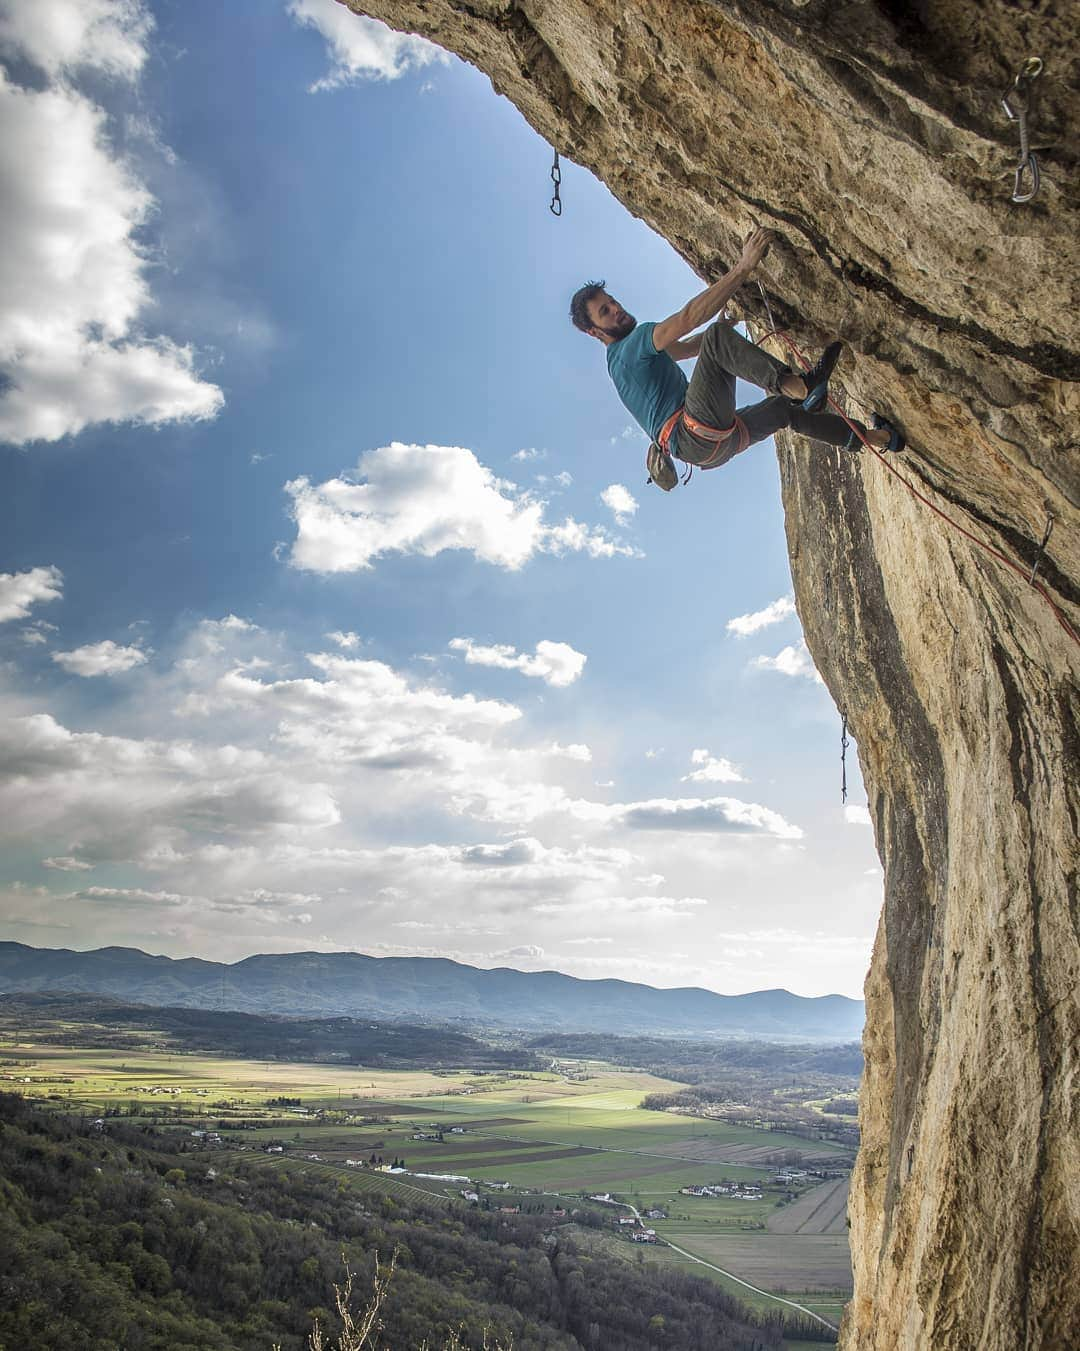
left=674, top=319, right=863, bottom=466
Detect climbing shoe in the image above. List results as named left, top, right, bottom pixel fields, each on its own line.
left=872, top=412, right=906, bottom=453
left=800, top=341, right=843, bottom=413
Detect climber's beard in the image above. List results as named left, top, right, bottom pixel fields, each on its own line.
left=601, top=313, right=636, bottom=340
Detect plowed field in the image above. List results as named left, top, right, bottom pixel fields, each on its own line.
left=768, top=1177, right=849, bottom=1235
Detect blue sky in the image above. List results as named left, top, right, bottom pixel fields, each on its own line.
left=0, top=0, right=880, bottom=998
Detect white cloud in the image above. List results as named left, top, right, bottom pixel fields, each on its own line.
left=548, top=743, right=591, bottom=762
left=844, top=804, right=872, bottom=826
left=52, top=640, right=148, bottom=677
left=611, top=796, right=803, bottom=839
left=190, top=615, right=259, bottom=653
left=287, top=0, right=446, bottom=90
left=285, top=443, right=639, bottom=573
left=0, top=712, right=341, bottom=860
left=0, top=0, right=153, bottom=81
left=43, top=855, right=94, bottom=871
left=492, top=944, right=545, bottom=961
left=553, top=471, right=573, bottom=488
left=0, top=566, right=63, bottom=623
left=512, top=447, right=545, bottom=462
left=0, top=608, right=842, bottom=984
left=726, top=595, right=797, bottom=637
left=186, top=650, right=522, bottom=771
left=536, top=895, right=708, bottom=919
left=74, top=885, right=188, bottom=907
left=682, top=748, right=745, bottom=784
left=449, top=637, right=586, bottom=688
left=325, top=630, right=361, bottom=649
left=0, top=6, right=223, bottom=446
left=600, top=483, right=638, bottom=526
left=753, top=640, right=824, bottom=683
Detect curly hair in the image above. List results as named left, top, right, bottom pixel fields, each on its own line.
left=569, top=280, right=606, bottom=333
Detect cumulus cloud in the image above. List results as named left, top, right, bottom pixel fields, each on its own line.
left=287, top=0, right=447, bottom=90
left=0, top=608, right=824, bottom=975
left=0, top=0, right=153, bottom=81
left=447, top=774, right=802, bottom=838
left=0, top=566, right=63, bottom=623
left=185, top=651, right=521, bottom=772
left=0, top=712, right=340, bottom=861
left=52, top=640, right=148, bottom=677
left=613, top=796, right=802, bottom=839
left=0, top=14, right=223, bottom=445
left=449, top=637, right=586, bottom=688
left=726, top=595, right=797, bottom=637
left=600, top=483, right=638, bottom=526
left=285, top=443, right=639, bottom=573
left=844, top=804, right=872, bottom=826
left=682, top=748, right=745, bottom=784
left=753, top=640, right=823, bottom=683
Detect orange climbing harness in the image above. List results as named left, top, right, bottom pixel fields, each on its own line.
left=656, top=405, right=750, bottom=467
left=759, top=325, right=1080, bottom=651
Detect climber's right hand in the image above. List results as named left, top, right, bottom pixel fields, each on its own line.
left=738, top=227, right=774, bottom=275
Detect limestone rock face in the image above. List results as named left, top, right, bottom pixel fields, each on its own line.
left=346, top=2, right=1078, bottom=1345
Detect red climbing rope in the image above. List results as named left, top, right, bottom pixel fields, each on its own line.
left=763, top=327, right=1080, bottom=652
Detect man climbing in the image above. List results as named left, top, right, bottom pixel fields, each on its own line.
left=569, top=227, right=903, bottom=489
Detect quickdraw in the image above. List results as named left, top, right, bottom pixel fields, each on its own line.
left=549, top=148, right=562, bottom=216
left=1001, top=58, right=1043, bottom=204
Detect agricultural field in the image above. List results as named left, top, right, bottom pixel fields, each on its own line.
left=0, top=1040, right=541, bottom=1111
left=768, top=1176, right=850, bottom=1235
left=4, top=1032, right=853, bottom=1336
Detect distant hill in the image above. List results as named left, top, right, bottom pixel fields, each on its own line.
left=0, top=991, right=544, bottom=1070
left=0, top=942, right=864, bottom=1042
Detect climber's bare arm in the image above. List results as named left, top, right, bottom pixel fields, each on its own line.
left=667, top=334, right=704, bottom=360
left=652, top=227, right=773, bottom=353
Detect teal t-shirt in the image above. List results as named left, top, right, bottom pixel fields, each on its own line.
left=606, top=321, right=687, bottom=442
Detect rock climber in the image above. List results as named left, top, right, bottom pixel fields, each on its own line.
left=569, top=227, right=903, bottom=489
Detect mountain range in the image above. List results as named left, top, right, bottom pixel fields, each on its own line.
left=0, top=942, right=864, bottom=1042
